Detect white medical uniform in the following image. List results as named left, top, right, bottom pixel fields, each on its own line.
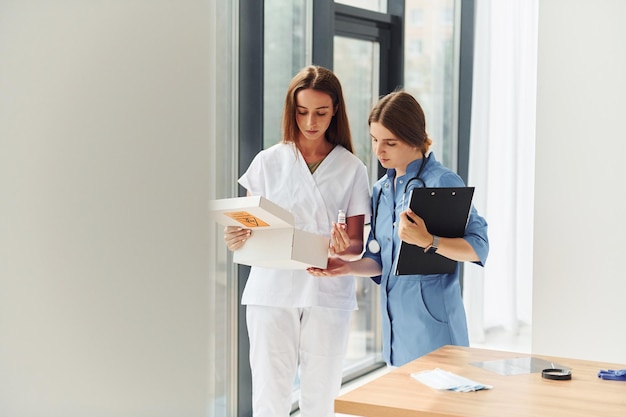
left=239, top=142, right=371, bottom=417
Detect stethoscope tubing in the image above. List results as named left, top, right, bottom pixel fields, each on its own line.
left=371, top=154, right=430, bottom=241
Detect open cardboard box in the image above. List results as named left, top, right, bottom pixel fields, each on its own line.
left=208, top=196, right=329, bottom=269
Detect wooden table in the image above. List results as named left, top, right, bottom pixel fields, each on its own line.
left=335, top=345, right=626, bottom=417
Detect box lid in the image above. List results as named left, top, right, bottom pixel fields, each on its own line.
left=208, top=196, right=294, bottom=229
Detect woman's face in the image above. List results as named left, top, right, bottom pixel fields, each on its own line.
left=370, top=122, right=422, bottom=176
left=295, top=88, right=335, bottom=143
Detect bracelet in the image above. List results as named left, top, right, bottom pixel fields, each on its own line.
left=424, top=235, right=439, bottom=254
left=542, top=368, right=572, bottom=380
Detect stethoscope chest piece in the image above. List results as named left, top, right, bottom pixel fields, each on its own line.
left=368, top=239, right=380, bottom=254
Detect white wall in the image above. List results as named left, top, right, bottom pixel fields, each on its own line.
left=0, top=1, right=213, bottom=416
left=533, top=0, right=626, bottom=363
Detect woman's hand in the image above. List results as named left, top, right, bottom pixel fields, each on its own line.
left=399, top=208, right=481, bottom=262
left=398, top=208, right=432, bottom=248
left=224, top=226, right=251, bottom=251
left=329, top=222, right=350, bottom=256
left=307, top=257, right=350, bottom=277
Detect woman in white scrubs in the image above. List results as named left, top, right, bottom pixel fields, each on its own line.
left=224, top=66, right=371, bottom=417
left=308, top=91, right=489, bottom=367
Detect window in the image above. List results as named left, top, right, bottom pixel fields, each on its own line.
left=333, top=36, right=380, bottom=182
left=263, top=0, right=387, bottom=408
left=263, top=0, right=309, bottom=149
left=233, top=1, right=466, bottom=415
left=209, top=1, right=238, bottom=416
left=409, top=8, right=424, bottom=26
left=333, top=35, right=384, bottom=377
left=408, top=39, right=424, bottom=56
left=404, top=0, right=458, bottom=168
left=335, top=0, right=388, bottom=13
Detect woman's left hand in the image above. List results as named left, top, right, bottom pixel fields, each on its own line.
left=307, top=256, right=350, bottom=277
left=398, top=208, right=432, bottom=248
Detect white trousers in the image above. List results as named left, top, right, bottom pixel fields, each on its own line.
left=246, top=305, right=352, bottom=417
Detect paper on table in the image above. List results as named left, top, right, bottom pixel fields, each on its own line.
left=410, top=368, right=493, bottom=392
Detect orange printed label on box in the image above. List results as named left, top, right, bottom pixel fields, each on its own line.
left=225, top=211, right=270, bottom=228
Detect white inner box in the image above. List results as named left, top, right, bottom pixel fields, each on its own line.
left=209, top=196, right=329, bottom=269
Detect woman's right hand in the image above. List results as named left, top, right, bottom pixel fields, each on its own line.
left=224, top=226, right=251, bottom=251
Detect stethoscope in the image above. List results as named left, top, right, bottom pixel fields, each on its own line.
left=368, top=153, right=431, bottom=253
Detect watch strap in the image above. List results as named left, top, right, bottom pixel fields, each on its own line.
left=425, top=235, right=439, bottom=254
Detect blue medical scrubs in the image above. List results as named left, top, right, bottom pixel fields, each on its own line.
left=363, top=153, right=489, bottom=367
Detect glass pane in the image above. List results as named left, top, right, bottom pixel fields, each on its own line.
left=264, top=0, right=308, bottom=149
left=404, top=0, right=457, bottom=168
left=333, top=35, right=384, bottom=376
left=209, top=0, right=238, bottom=416
left=333, top=36, right=379, bottom=185
left=336, top=0, right=387, bottom=13
left=264, top=1, right=310, bottom=411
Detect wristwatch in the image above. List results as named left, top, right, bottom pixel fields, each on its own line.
left=424, top=235, right=440, bottom=254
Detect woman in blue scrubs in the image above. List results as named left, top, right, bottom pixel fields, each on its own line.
left=308, top=91, right=489, bottom=367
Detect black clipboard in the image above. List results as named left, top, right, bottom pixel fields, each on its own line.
left=395, top=187, right=474, bottom=275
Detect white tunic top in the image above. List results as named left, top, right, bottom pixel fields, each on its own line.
left=239, top=142, right=371, bottom=310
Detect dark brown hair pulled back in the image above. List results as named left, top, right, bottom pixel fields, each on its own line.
left=368, top=91, right=432, bottom=154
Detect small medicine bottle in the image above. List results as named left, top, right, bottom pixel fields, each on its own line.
left=337, top=209, right=346, bottom=225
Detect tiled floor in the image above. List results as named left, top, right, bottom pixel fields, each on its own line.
left=292, top=324, right=532, bottom=417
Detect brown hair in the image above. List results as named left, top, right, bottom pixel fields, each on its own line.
left=281, top=65, right=354, bottom=153
left=368, top=91, right=432, bottom=154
